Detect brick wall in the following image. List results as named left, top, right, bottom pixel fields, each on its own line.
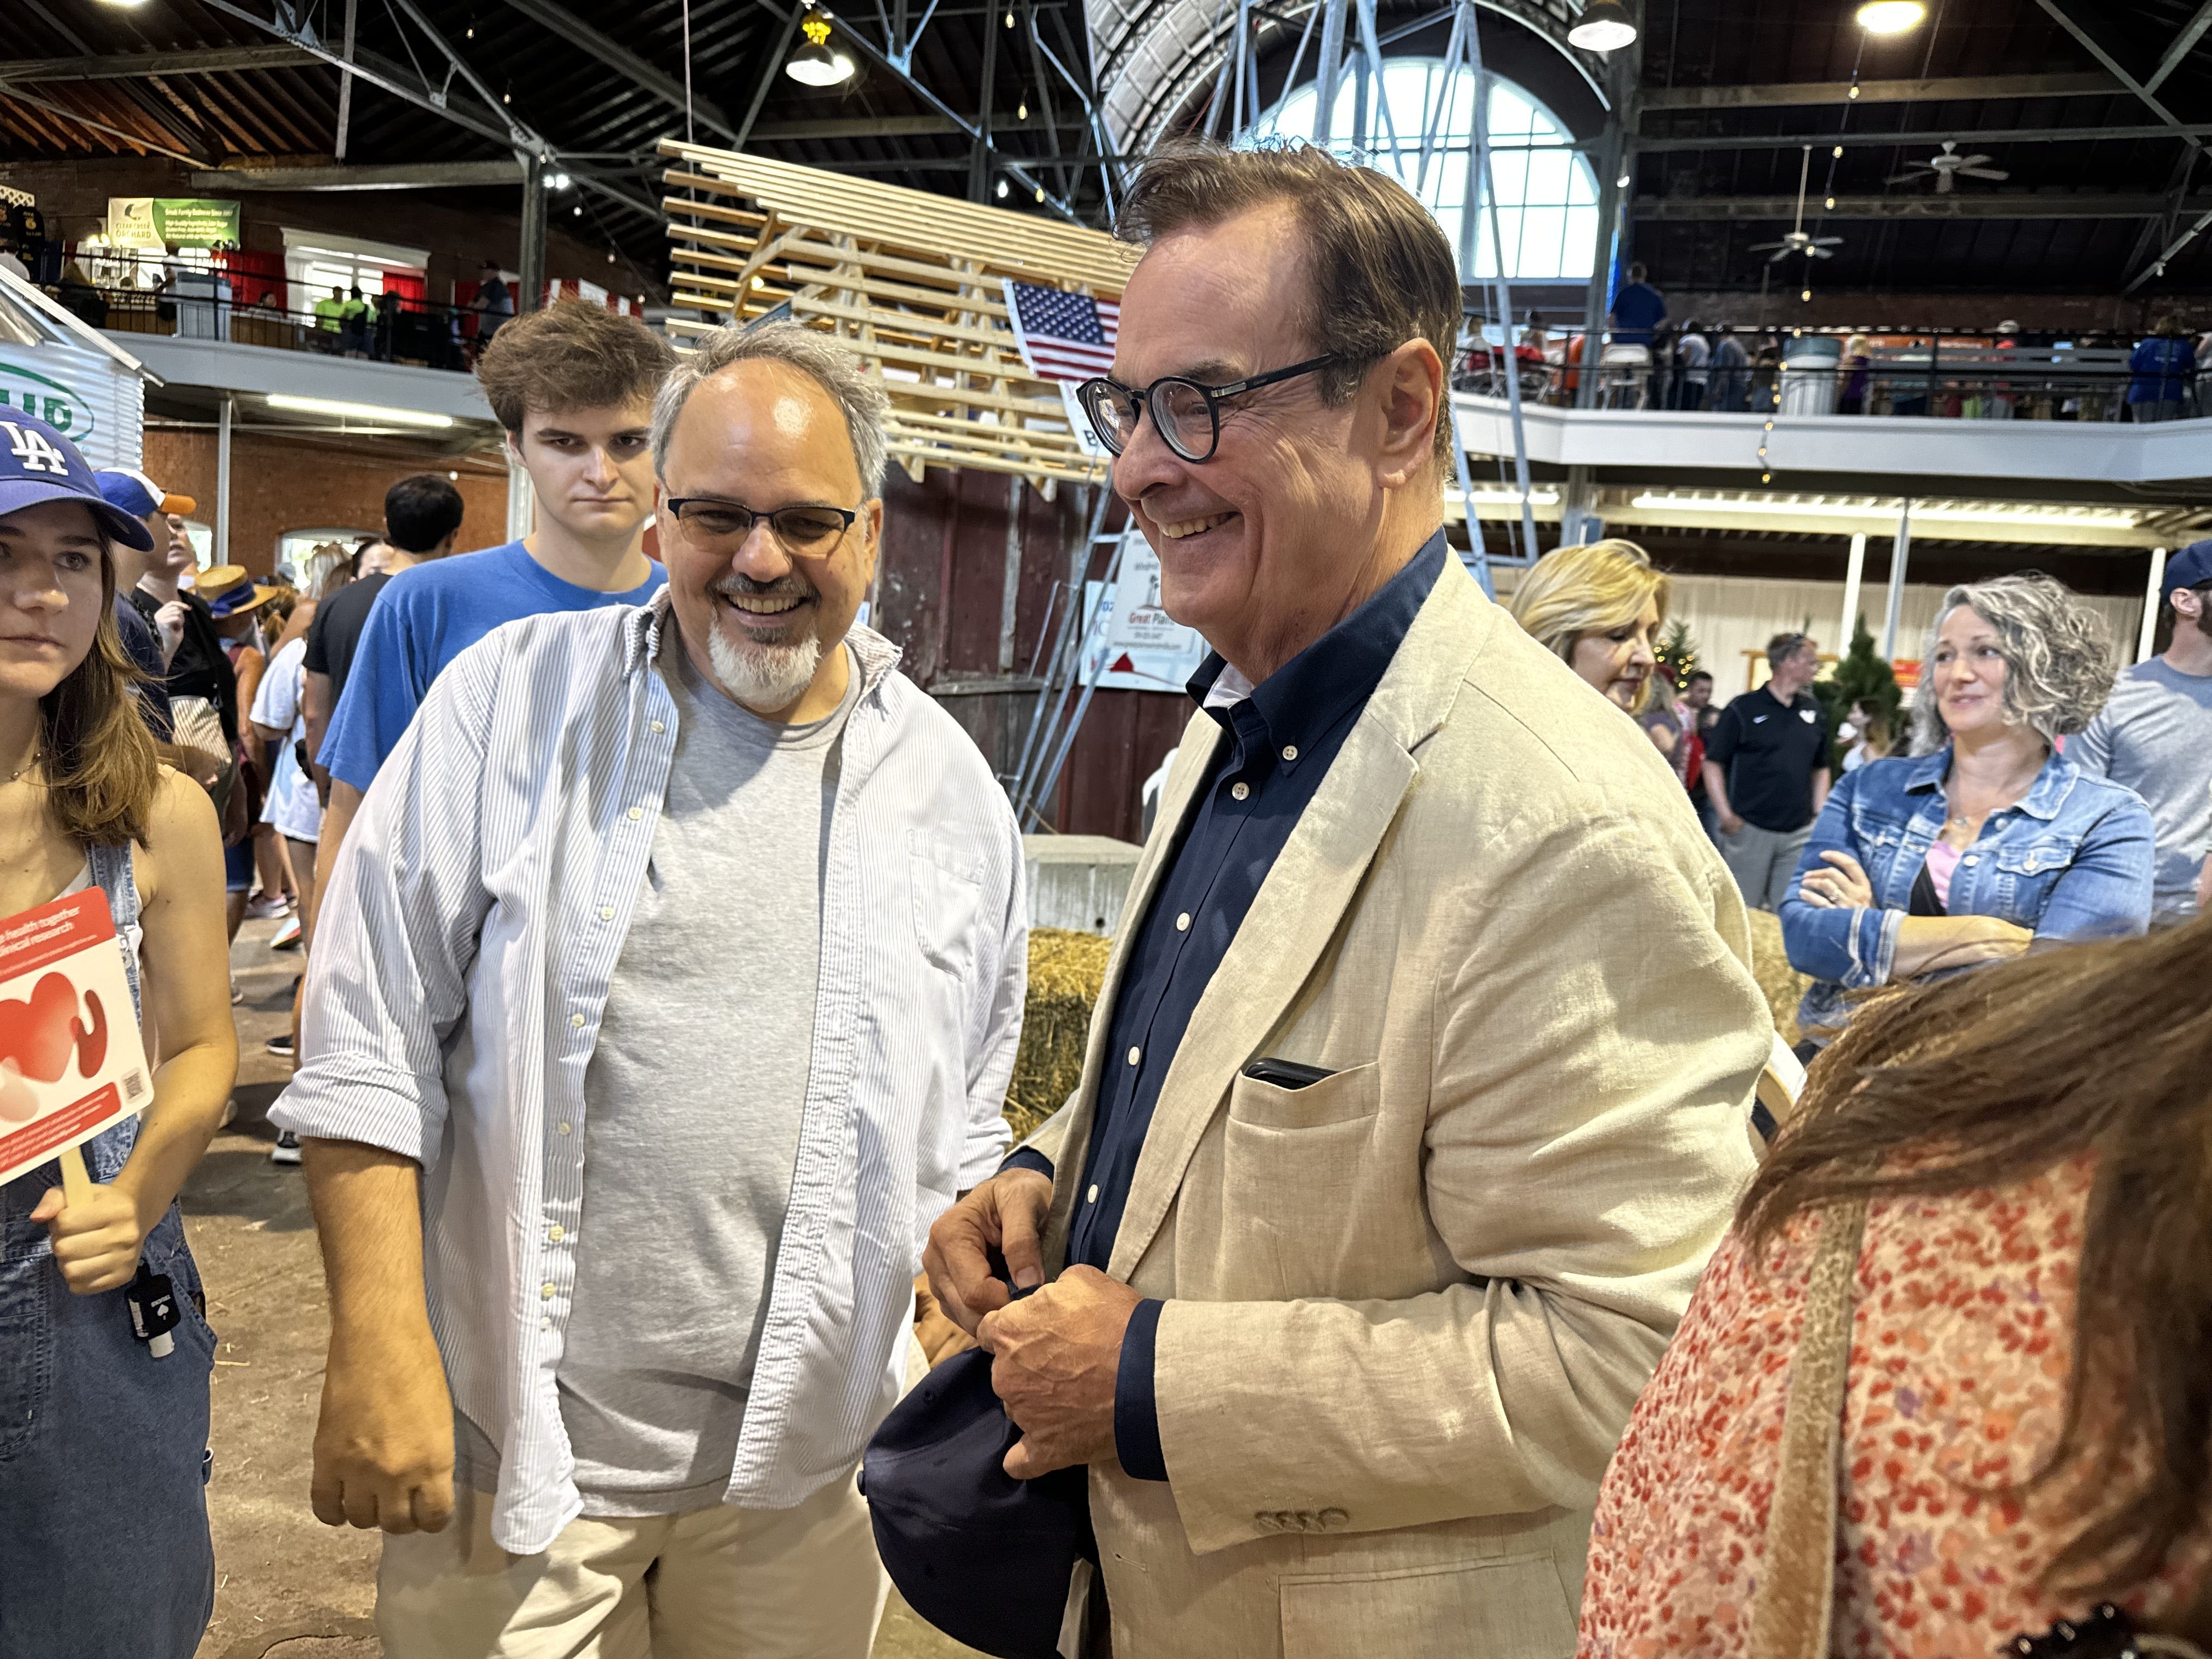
left=142, top=427, right=510, bottom=577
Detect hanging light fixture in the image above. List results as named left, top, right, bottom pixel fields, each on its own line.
left=1854, top=1, right=1925, bottom=32
left=786, top=10, right=855, bottom=86
left=1018, top=93, right=1029, bottom=120
left=996, top=178, right=1009, bottom=198
left=1566, top=0, right=1637, bottom=51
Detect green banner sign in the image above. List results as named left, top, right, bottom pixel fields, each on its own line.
left=105, top=197, right=240, bottom=249
left=151, top=198, right=239, bottom=247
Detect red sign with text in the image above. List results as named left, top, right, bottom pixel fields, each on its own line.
left=0, top=889, right=153, bottom=1186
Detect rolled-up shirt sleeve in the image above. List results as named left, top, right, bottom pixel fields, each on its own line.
left=1779, top=772, right=1900, bottom=988
left=270, top=642, right=500, bottom=1163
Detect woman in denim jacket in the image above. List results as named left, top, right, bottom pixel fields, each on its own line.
left=1782, top=573, right=2154, bottom=1048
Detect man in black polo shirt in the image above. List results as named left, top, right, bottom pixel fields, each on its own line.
left=1703, top=631, right=1833, bottom=909
left=301, top=473, right=463, bottom=764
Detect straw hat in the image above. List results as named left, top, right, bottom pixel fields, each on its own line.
left=198, top=566, right=282, bottom=618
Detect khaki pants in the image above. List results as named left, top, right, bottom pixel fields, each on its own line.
left=375, top=1469, right=887, bottom=1659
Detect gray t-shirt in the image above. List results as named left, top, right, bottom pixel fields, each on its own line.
left=2067, top=656, right=2212, bottom=921
left=459, top=635, right=861, bottom=1515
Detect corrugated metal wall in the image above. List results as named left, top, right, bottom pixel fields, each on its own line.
left=874, top=465, right=1185, bottom=844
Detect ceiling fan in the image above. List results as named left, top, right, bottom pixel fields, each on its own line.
left=1887, top=140, right=2010, bottom=193
left=1750, top=145, right=1845, bottom=263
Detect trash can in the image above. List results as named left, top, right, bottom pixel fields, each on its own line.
left=1780, top=335, right=1842, bottom=416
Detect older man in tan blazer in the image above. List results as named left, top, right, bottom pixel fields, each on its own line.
left=926, top=141, right=1769, bottom=1657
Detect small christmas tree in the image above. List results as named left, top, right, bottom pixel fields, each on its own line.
left=1813, top=615, right=1904, bottom=750
left=1655, top=618, right=1699, bottom=689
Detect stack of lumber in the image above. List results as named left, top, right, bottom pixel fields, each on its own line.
left=660, top=140, right=1136, bottom=489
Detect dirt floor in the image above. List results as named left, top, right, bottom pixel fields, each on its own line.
left=189, top=916, right=981, bottom=1659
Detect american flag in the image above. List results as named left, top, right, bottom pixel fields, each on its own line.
left=1003, top=280, right=1119, bottom=383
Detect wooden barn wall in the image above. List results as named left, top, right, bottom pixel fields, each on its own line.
left=872, top=467, right=1185, bottom=845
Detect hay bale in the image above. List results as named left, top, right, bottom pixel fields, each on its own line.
left=1744, top=906, right=1812, bottom=1047
left=1005, top=928, right=1111, bottom=1141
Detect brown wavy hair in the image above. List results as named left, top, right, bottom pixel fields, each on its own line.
left=1742, top=918, right=2212, bottom=1601
left=42, top=531, right=161, bottom=847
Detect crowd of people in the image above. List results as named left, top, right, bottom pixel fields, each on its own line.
left=4, top=134, right=2212, bottom=1659
left=1451, top=264, right=2212, bottom=421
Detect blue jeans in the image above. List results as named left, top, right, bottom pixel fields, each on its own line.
left=0, top=1125, right=217, bottom=1659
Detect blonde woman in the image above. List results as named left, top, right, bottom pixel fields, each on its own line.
left=1506, top=537, right=1668, bottom=713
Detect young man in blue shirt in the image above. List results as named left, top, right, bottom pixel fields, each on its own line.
left=314, top=299, right=674, bottom=878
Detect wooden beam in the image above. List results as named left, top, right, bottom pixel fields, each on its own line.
left=1639, top=72, right=2115, bottom=110
left=0, top=46, right=324, bottom=81
left=190, top=161, right=528, bottom=190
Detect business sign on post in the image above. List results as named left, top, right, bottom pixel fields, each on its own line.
left=1082, top=531, right=1210, bottom=694
left=105, top=198, right=240, bottom=249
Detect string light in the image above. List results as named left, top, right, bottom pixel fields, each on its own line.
left=1824, top=195, right=1836, bottom=209
left=996, top=178, right=1009, bottom=198
left=1762, top=471, right=1772, bottom=482
left=1832, top=145, right=1843, bottom=158
left=1005, top=8, right=1014, bottom=22
left=1018, top=96, right=1028, bottom=120
left=1801, top=287, right=1812, bottom=301
left=1034, top=186, right=1045, bottom=202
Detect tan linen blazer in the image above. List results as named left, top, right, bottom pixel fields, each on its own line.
left=1022, top=552, right=1770, bottom=1658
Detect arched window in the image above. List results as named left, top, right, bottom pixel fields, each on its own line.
left=1248, top=61, right=1600, bottom=282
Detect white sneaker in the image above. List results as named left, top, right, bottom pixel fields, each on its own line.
left=245, top=893, right=291, bottom=921
left=269, top=1130, right=302, bottom=1166
left=269, top=915, right=303, bottom=950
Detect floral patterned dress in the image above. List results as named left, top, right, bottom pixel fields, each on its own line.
left=1579, top=1157, right=2209, bottom=1657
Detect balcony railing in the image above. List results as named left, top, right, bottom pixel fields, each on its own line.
left=1452, top=336, right=2196, bottom=425
left=51, top=275, right=483, bottom=374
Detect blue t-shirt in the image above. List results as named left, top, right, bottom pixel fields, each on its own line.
left=321, top=539, right=666, bottom=791
left=1611, top=281, right=1667, bottom=346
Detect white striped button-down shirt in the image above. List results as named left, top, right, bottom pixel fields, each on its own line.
left=275, top=593, right=1025, bottom=1555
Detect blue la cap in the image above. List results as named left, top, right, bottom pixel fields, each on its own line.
left=0, top=414, right=155, bottom=551
left=2165, top=540, right=2212, bottom=597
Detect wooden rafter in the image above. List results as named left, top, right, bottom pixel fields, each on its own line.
left=659, top=139, right=1137, bottom=488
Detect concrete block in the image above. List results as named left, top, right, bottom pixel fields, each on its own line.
left=1024, top=834, right=1143, bottom=936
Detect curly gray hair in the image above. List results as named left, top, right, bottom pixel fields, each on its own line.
left=650, top=320, right=890, bottom=498
left=1909, top=572, right=2117, bottom=754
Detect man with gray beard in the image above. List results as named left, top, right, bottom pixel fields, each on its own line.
left=278, top=321, right=1028, bottom=1656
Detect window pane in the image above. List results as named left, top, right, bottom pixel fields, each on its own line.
left=1247, top=58, right=1600, bottom=283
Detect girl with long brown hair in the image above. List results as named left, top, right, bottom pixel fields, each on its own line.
left=1579, top=916, right=2212, bottom=1655
left=0, top=415, right=238, bottom=1658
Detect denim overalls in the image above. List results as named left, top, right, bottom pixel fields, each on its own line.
left=0, top=843, right=217, bottom=1659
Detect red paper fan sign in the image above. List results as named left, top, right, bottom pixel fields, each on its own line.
left=0, top=889, right=153, bottom=1187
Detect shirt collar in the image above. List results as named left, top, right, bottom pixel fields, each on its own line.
left=1184, top=531, right=1450, bottom=758
left=1903, top=739, right=2074, bottom=820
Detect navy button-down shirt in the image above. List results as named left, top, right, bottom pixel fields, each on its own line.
left=1007, top=532, right=1447, bottom=1480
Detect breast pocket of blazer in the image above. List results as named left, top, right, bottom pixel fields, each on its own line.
left=908, top=832, right=984, bottom=980
left=1225, top=1060, right=1383, bottom=1131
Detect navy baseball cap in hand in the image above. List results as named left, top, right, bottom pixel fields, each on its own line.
left=862, top=1342, right=1096, bottom=1659
left=0, top=414, right=155, bottom=550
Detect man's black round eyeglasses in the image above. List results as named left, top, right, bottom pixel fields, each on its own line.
left=1076, top=354, right=1341, bottom=463
left=664, top=498, right=857, bottom=555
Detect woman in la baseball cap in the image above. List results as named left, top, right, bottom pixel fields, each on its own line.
left=0, top=413, right=237, bottom=1658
